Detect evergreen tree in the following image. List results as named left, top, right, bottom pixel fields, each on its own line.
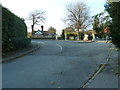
left=105, top=1, right=120, bottom=48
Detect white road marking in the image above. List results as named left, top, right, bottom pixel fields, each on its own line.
left=32, top=41, right=45, bottom=44
left=38, top=41, right=45, bottom=44
left=56, top=44, right=63, bottom=51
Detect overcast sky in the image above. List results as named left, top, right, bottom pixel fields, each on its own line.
left=1, top=0, right=106, bottom=33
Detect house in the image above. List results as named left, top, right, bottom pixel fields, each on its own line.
left=34, top=29, right=43, bottom=38
left=33, top=29, right=55, bottom=38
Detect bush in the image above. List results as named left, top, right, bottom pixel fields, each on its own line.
left=105, top=2, right=120, bottom=48
left=2, top=40, right=14, bottom=53
left=2, top=7, right=27, bottom=39
left=2, top=6, right=31, bottom=53
left=11, top=38, right=31, bottom=50
left=88, top=34, right=93, bottom=40
left=2, top=38, right=31, bottom=53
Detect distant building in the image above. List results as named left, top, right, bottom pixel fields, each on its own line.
left=33, top=29, right=55, bottom=38
left=34, top=29, right=43, bottom=38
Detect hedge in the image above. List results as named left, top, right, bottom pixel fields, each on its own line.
left=2, top=6, right=31, bottom=53
left=11, top=38, right=31, bottom=50
left=2, top=7, right=27, bottom=39
left=2, top=38, right=31, bottom=52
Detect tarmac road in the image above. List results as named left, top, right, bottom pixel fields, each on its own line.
left=2, top=40, right=111, bottom=88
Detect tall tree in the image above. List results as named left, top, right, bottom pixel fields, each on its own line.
left=105, top=1, right=120, bottom=48
left=92, top=10, right=111, bottom=38
left=28, top=10, right=46, bottom=36
left=64, top=1, right=91, bottom=31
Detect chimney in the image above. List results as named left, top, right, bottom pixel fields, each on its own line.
left=41, top=25, right=44, bottom=32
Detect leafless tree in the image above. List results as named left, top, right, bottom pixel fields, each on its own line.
left=28, top=10, right=46, bottom=36
left=64, top=1, right=91, bottom=32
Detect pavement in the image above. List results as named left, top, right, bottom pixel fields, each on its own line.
left=85, top=46, right=119, bottom=88
left=1, top=40, right=119, bottom=88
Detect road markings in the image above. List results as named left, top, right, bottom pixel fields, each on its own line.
left=56, top=44, right=63, bottom=52
left=38, top=41, right=45, bottom=45
left=32, top=41, right=45, bottom=44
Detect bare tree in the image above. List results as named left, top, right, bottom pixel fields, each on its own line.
left=28, top=10, right=46, bottom=36
left=64, top=1, right=91, bottom=32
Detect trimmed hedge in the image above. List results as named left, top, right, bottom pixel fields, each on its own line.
left=11, top=38, right=31, bottom=50
left=2, top=38, right=31, bottom=53
left=2, top=7, right=27, bottom=38
left=2, top=6, right=31, bottom=53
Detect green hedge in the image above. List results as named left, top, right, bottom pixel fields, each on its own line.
left=2, top=6, right=31, bottom=53
left=2, top=38, right=31, bottom=53
left=2, top=7, right=27, bottom=39
left=11, top=38, right=31, bottom=50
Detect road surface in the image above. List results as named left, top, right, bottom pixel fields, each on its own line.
left=2, top=40, right=111, bottom=88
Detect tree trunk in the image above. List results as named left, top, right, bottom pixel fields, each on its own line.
left=77, top=28, right=80, bottom=40
left=31, top=25, right=34, bottom=37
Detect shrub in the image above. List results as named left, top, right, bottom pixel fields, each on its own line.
left=11, top=38, right=31, bottom=50
left=105, top=2, right=120, bottom=48
left=2, top=7, right=27, bottom=38
left=2, top=40, right=14, bottom=53
left=2, top=6, right=31, bottom=53
left=2, top=38, right=31, bottom=53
